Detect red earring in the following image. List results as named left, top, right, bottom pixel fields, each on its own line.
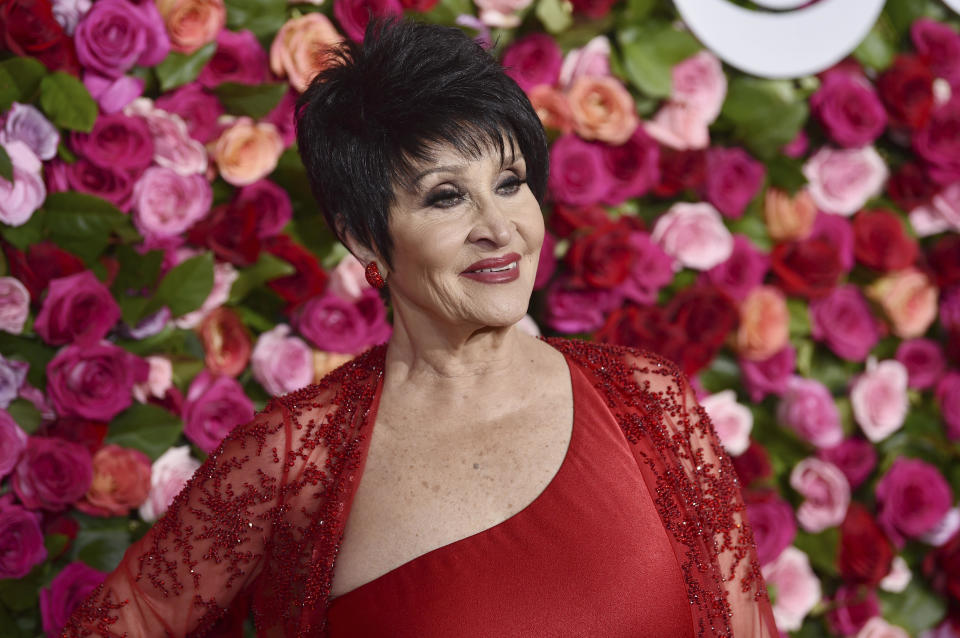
left=365, top=261, right=385, bottom=289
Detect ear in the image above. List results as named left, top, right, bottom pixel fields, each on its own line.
left=342, top=230, right=386, bottom=274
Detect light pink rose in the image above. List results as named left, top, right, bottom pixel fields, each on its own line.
left=651, top=202, right=734, bottom=271
left=474, top=0, right=532, bottom=27
left=699, top=389, right=752, bottom=456
left=909, top=204, right=952, bottom=237
left=1, top=102, right=59, bottom=160
left=761, top=546, right=822, bottom=632
left=84, top=73, right=144, bottom=114
left=778, top=376, right=843, bottom=449
left=921, top=507, right=960, bottom=547
left=931, top=181, right=960, bottom=232
left=558, top=36, right=611, bottom=89
left=851, top=358, right=908, bottom=443
left=672, top=51, right=726, bottom=124
left=138, top=445, right=200, bottom=522
left=212, top=117, right=284, bottom=187
left=131, top=355, right=173, bottom=403
left=790, top=457, right=851, bottom=533
left=251, top=324, right=314, bottom=397
left=174, top=261, right=238, bottom=329
left=644, top=101, right=711, bottom=150
left=803, top=146, right=888, bottom=216
left=879, top=556, right=912, bottom=593
left=0, top=141, right=45, bottom=227
left=327, top=254, right=371, bottom=302
left=132, top=166, right=213, bottom=239
left=125, top=99, right=208, bottom=176
left=857, top=617, right=911, bottom=638
left=0, top=277, right=29, bottom=334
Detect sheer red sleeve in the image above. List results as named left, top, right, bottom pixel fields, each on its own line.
left=62, top=400, right=295, bottom=638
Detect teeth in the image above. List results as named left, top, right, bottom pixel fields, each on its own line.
left=474, top=262, right=517, bottom=273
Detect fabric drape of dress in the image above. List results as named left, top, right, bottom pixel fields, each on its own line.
left=63, top=338, right=778, bottom=638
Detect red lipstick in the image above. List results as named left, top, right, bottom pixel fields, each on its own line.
left=461, top=253, right=521, bottom=284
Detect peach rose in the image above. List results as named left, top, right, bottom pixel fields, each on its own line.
left=76, top=445, right=151, bottom=517
left=867, top=268, right=938, bottom=339
left=528, top=85, right=573, bottom=134
left=313, top=350, right=355, bottom=381
left=270, top=13, right=342, bottom=93
left=212, top=117, right=284, bottom=186
left=156, top=0, right=225, bottom=54
left=764, top=187, right=817, bottom=242
left=566, top=75, right=638, bottom=145
left=737, top=285, right=789, bottom=361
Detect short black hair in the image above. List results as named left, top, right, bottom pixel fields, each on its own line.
left=295, top=18, right=549, bottom=267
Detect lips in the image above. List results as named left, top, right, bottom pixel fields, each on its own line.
left=461, top=252, right=521, bottom=283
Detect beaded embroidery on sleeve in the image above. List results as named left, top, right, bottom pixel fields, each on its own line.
left=63, top=339, right=775, bottom=637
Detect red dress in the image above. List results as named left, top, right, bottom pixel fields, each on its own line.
left=326, top=360, right=695, bottom=637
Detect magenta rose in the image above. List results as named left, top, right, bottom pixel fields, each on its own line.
left=154, top=82, right=225, bottom=144
left=744, top=491, right=796, bottom=566
left=296, top=289, right=390, bottom=354
left=912, top=18, right=960, bottom=89
left=914, top=99, right=960, bottom=185
left=34, top=271, right=121, bottom=346
left=548, top=134, right=610, bottom=206
left=809, top=211, right=855, bottom=271
left=74, top=0, right=170, bottom=78
left=599, top=128, right=659, bottom=205
left=0, top=410, right=27, bottom=479
left=534, top=231, right=557, bottom=290
left=63, top=158, right=136, bottom=212
left=84, top=73, right=145, bottom=114
left=896, top=338, right=946, bottom=390
left=0, top=503, right=46, bottom=579
left=40, top=561, right=107, bottom=637
left=827, top=585, right=880, bottom=636
left=46, top=342, right=148, bottom=421
left=740, top=345, right=795, bottom=402
left=70, top=112, right=154, bottom=173
left=544, top=277, right=619, bottom=334
left=182, top=370, right=255, bottom=453
left=12, top=436, right=93, bottom=511
left=234, top=179, right=292, bottom=238
left=778, top=376, right=843, bottom=448
left=133, top=167, right=213, bottom=238
left=702, top=234, right=769, bottom=302
left=876, top=457, right=953, bottom=546
left=198, top=28, right=269, bottom=88
left=263, top=88, right=297, bottom=147
left=333, top=0, right=402, bottom=42
left=818, top=438, right=876, bottom=489
left=615, top=232, right=673, bottom=306
left=809, top=284, right=880, bottom=362
left=811, top=69, right=887, bottom=147
left=703, top=147, right=765, bottom=218
left=936, top=372, right=960, bottom=440
left=502, top=33, right=563, bottom=93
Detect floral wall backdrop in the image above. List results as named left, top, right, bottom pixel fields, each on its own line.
left=1, top=0, right=959, bottom=635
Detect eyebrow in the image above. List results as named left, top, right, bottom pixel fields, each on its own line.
left=411, top=154, right=524, bottom=186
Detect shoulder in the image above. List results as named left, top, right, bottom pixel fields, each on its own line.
left=544, top=337, right=687, bottom=391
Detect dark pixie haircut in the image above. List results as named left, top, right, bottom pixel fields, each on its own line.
left=295, top=18, right=549, bottom=267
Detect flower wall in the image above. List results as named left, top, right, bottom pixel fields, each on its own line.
left=1, top=0, right=959, bottom=635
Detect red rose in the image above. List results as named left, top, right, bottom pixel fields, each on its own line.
left=569, top=0, right=617, bottom=18
left=565, top=222, right=634, bottom=288
left=923, top=529, right=960, bottom=607
left=399, top=0, right=438, bottom=10
left=2, top=241, right=86, bottom=303
left=876, top=55, right=935, bottom=130
left=0, top=0, right=80, bottom=74
left=887, top=162, right=937, bottom=211
left=852, top=209, right=918, bottom=272
left=654, top=148, right=706, bottom=198
left=668, top=285, right=739, bottom=367
left=549, top=203, right=611, bottom=238
left=731, top=441, right=773, bottom=487
left=596, top=305, right=705, bottom=374
left=37, top=418, right=108, bottom=456
left=188, top=202, right=261, bottom=266
left=199, top=307, right=252, bottom=377
left=929, top=236, right=960, bottom=288
left=771, top=238, right=843, bottom=299
left=263, top=235, right=329, bottom=308
left=838, top=503, right=894, bottom=586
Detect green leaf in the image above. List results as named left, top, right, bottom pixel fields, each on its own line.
left=39, top=72, right=98, bottom=132
left=0, top=57, right=47, bottom=111
left=618, top=22, right=701, bottom=98
left=879, top=580, right=947, bottom=635
left=41, top=192, right=130, bottom=263
left=787, top=298, right=811, bottom=338
left=0, top=145, right=12, bottom=183
left=117, top=294, right=152, bottom=328
left=229, top=253, right=295, bottom=304
left=214, top=82, right=288, bottom=119
left=535, top=0, right=573, bottom=34
left=147, top=252, right=215, bottom=318
left=766, top=155, right=807, bottom=194
left=854, top=21, right=897, bottom=71
left=45, top=533, right=70, bottom=559
left=5, top=399, right=41, bottom=434
left=71, top=514, right=132, bottom=573
left=225, top=0, right=288, bottom=41
left=793, top=528, right=839, bottom=577
left=0, top=576, right=40, bottom=612
left=720, top=77, right=809, bottom=160
left=155, top=43, right=217, bottom=92
left=698, top=352, right=740, bottom=394
left=418, top=0, right=474, bottom=26
left=0, top=206, right=45, bottom=249
left=105, top=403, right=183, bottom=461
left=112, top=245, right=164, bottom=295
left=0, top=335, right=55, bottom=388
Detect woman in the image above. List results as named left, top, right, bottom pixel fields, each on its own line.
left=65, top=19, right=777, bottom=637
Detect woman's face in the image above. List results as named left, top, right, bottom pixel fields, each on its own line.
left=384, top=140, right=544, bottom=333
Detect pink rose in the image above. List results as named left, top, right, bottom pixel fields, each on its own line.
left=851, top=359, right=908, bottom=443
left=778, top=377, right=843, bottom=449
left=912, top=18, right=960, bottom=89
left=876, top=457, right=953, bottom=546
left=76, top=444, right=151, bottom=517
left=333, top=0, right=402, bottom=42
left=857, top=617, right=911, bottom=638
left=740, top=345, right=795, bottom=402
left=895, top=338, right=946, bottom=390
left=936, top=372, right=960, bottom=440
left=0, top=503, right=46, bottom=579
left=803, top=146, right=888, bottom=215
left=155, top=0, right=225, bottom=54
left=810, top=285, right=880, bottom=362
left=599, top=127, right=659, bottom=206
left=132, top=355, right=173, bottom=403
left=867, top=268, right=938, bottom=339
left=154, top=82, right=224, bottom=144
left=0, top=356, right=28, bottom=410
left=212, top=117, right=284, bottom=186
left=811, top=70, right=887, bottom=147
left=0, top=140, right=45, bottom=227
left=615, top=232, right=673, bottom=306
left=547, top=134, right=611, bottom=206
left=651, top=202, right=734, bottom=271
left=502, top=33, right=562, bottom=93
left=558, top=36, right=611, bottom=89
left=74, top=0, right=170, bottom=78
left=544, top=278, right=617, bottom=334
left=645, top=101, right=710, bottom=150
left=328, top=254, right=371, bottom=302
left=567, top=75, right=639, bottom=145
left=790, top=457, right=850, bottom=532
left=672, top=51, right=726, bottom=124
left=474, top=0, right=532, bottom=27
left=83, top=73, right=144, bottom=114
left=12, top=437, right=93, bottom=511
left=703, top=147, right=765, bottom=218
left=0, top=277, right=30, bottom=334
left=251, top=324, right=314, bottom=397
left=46, top=342, right=148, bottom=421
left=0, top=102, right=59, bottom=160
left=745, top=491, right=797, bottom=566
left=40, top=562, right=106, bottom=637
left=736, top=285, right=788, bottom=361
left=34, top=271, right=121, bottom=346
left=138, top=445, right=200, bottom=522
left=234, top=179, right=292, bottom=238
left=700, top=389, right=751, bottom=456
left=0, top=410, right=26, bottom=479
left=930, top=182, right=960, bottom=233
left=198, top=28, right=268, bottom=87
left=270, top=13, right=343, bottom=93
left=761, top=546, right=821, bottom=631
left=818, top=438, right=877, bottom=489
left=126, top=99, right=208, bottom=176
left=297, top=289, right=391, bottom=354
left=702, top=235, right=768, bottom=302
left=132, top=167, right=213, bottom=239
left=182, top=370, right=255, bottom=453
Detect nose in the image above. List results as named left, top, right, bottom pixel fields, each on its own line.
left=466, top=194, right=512, bottom=248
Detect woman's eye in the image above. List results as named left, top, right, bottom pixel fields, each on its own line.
left=497, top=175, right=525, bottom=195
left=425, top=188, right=463, bottom=208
